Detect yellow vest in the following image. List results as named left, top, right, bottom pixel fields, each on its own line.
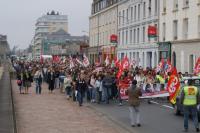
left=156, top=75, right=165, bottom=84
left=183, top=86, right=198, bottom=106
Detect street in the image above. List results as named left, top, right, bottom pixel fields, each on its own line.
left=91, top=99, right=197, bottom=133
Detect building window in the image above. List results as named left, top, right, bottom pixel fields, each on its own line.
left=134, top=5, right=137, bottom=21
left=154, top=24, right=158, bottom=41
left=163, top=22, right=166, bottom=41
left=148, top=0, right=151, bottom=17
left=122, top=10, right=125, bottom=24
left=183, top=0, right=189, bottom=8
left=143, top=2, right=146, bottom=18
left=137, top=28, right=140, bottom=43
left=138, top=4, right=140, bottom=20
left=172, top=52, right=176, bottom=67
left=126, top=9, right=129, bottom=23
left=131, top=7, right=133, bottom=20
left=198, top=0, right=200, bottom=5
left=173, top=0, right=178, bottom=10
left=163, top=0, right=166, bottom=13
left=173, top=20, right=178, bottom=40
left=142, top=26, right=145, bottom=42
left=155, top=0, right=158, bottom=14
left=119, top=12, right=121, bottom=25
left=189, top=54, right=194, bottom=73
left=129, top=52, right=132, bottom=59
left=130, top=30, right=133, bottom=43
left=119, top=32, right=121, bottom=45
left=134, top=29, right=136, bottom=44
left=122, top=31, right=124, bottom=45
left=198, top=15, right=200, bottom=37
left=126, top=30, right=128, bottom=44
left=183, top=18, right=188, bottom=39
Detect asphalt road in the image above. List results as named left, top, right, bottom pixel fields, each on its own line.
left=91, top=99, right=198, bottom=133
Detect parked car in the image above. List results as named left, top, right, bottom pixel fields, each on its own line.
left=174, top=76, right=200, bottom=119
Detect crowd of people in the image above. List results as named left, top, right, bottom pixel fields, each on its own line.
left=13, top=60, right=179, bottom=97
left=12, top=57, right=188, bottom=127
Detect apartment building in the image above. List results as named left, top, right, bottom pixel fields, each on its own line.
left=117, top=0, right=159, bottom=69
left=159, top=0, right=200, bottom=73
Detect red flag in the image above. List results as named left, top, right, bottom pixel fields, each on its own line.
left=116, top=56, right=129, bottom=79
left=40, top=55, right=44, bottom=64
left=194, top=57, right=200, bottom=75
left=117, top=68, right=123, bottom=79
left=121, top=56, right=130, bottom=70
left=114, top=57, right=120, bottom=68
left=164, top=59, right=173, bottom=78
left=156, top=58, right=165, bottom=72
left=53, top=55, right=60, bottom=63
left=83, top=54, right=90, bottom=67
left=166, top=68, right=180, bottom=104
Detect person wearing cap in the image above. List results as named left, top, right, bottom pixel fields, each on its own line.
left=180, top=79, right=200, bottom=132
left=128, top=80, right=142, bottom=127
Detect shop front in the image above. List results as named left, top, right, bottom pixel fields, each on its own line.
left=158, top=42, right=171, bottom=62
left=101, top=45, right=116, bottom=63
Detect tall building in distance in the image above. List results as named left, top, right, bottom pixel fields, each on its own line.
left=117, top=0, right=159, bottom=68
left=89, top=0, right=119, bottom=64
left=0, top=34, right=9, bottom=60
left=159, top=0, right=200, bottom=73
left=33, top=11, right=68, bottom=58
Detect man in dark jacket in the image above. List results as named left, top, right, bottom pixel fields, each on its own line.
left=102, top=72, right=114, bottom=104
left=128, top=80, right=142, bottom=127
left=76, top=75, right=87, bottom=106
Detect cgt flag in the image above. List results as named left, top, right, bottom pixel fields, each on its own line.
left=166, top=67, right=180, bottom=104
left=156, top=58, right=165, bottom=72
left=122, top=56, right=130, bottom=70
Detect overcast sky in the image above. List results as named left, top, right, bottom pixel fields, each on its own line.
left=0, top=0, right=93, bottom=49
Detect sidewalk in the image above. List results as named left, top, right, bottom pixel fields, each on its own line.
left=0, top=64, right=15, bottom=133
left=12, top=81, right=128, bottom=133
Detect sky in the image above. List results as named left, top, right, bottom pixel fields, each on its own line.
left=0, top=0, right=93, bottom=49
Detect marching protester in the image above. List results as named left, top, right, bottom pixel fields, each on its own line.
left=128, top=80, right=142, bottom=127
left=102, top=72, right=113, bottom=104
left=47, top=68, right=55, bottom=93
left=54, top=68, right=60, bottom=89
left=95, top=76, right=102, bottom=104
left=16, top=70, right=23, bottom=94
left=23, top=68, right=33, bottom=94
left=76, top=73, right=87, bottom=106
left=59, top=69, right=65, bottom=93
left=89, top=74, right=96, bottom=103
left=34, top=67, right=43, bottom=94
left=64, top=72, right=72, bottom=100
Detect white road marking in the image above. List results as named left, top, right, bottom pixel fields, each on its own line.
left=162, top=105, right=174, bottom=110
left=149, top=100, right=174, bottom=110
left=150, top=101, right=159, bottom=104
